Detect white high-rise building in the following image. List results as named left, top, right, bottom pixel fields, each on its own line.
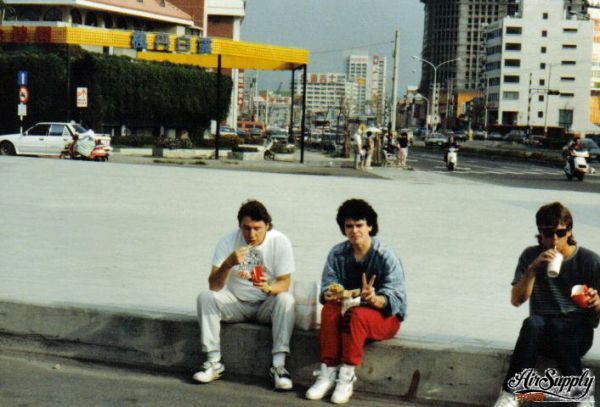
left=371, top=55, right=387, bottom=122
left=298, top=73, right=359, bottom=116
left=347, top=55, right=369, bottom=114
left=485, top=0, right=593, bottom=135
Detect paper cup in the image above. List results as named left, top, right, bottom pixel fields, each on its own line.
left=571, top=285, right=589, bottom=309
left=252, top=265, right=264, bottom=284
left=546, top=251, right=564, bottom=278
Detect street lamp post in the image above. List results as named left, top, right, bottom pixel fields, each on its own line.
left=413, top=56, right=461, bottom=132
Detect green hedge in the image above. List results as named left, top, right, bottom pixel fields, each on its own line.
left=0, top=47, right=232, bottom=138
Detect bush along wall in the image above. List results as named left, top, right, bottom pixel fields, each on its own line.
left=0, top=46, right=232, bottom=141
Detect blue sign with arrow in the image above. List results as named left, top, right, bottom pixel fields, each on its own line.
left=17, top=71, right=28, bottom=86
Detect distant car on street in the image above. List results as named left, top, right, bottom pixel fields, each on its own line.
left=424, top=133, right=447, bottom=147
left=487, top=132, right=504, bottom=141
left=523, top=135, right=547, bottom=147
left=503, top=130, right=526, bottom=143
left=473, top=130, right=487, bottom=140
left=0, top=122, right=110, bottom=157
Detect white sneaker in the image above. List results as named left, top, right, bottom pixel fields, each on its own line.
left=493, top=389, right=519, bottom=407
left=192, top=361, right=225, bottom=383
left=305, top=363, right=337, bottom=400
left=331, top=368, right=356, bottom=404
left=270, top=365, right=293, bottom=390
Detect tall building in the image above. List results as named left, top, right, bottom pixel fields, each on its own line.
left=298, top=73, right=358, bottom=116
left=485, top=0, right=593, bottom=134
left=419, top=0, right=519, bottom=123
left=371, top=55, right=387, bottom=123
left=347, top=55, right=369, bottom=114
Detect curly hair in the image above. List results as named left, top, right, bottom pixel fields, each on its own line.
left=535, top=201, right=576, bottom=246
left=335, top=199, right=378, bottom=236
left=237, top=200, right=272, bottom=230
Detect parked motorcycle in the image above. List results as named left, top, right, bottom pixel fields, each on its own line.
left=446, top=146, right=458, bottom=171
left=564, top=150, right=589, bottom=181
left=61, top=134, right=110, bottom=161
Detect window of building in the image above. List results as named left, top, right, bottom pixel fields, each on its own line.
left=561, top=77, right=576, bottom=82
left=562, top=44, right=577, bottom=49
left=560, top=93, right=575, bottom=97
left=489, top=77, right=500, bottom=86
left=43, top=8, right=62, bottom=21
left=559, top=109, right=573, bottom=129
left=540, top=62, right=546, bottom=69
left=70, top=9, right=82, bottom=24
left=563, top=28, right=578, bottom=33
left=539, top=79, right=546, bottom=86
left=504, top=75, right=520, bottom=83
left=543, top=12, right=548, bottom=19
left=504, top=59, right=521, bottom=67
left=20, top=8, right=42, bottom=21
left=116, top=17, right=128, bottom=30
left=505, top=43, right=522, bottom=51
left=542, top=30, right=547, bottom=37
left=562, top=61, right=576, bottom=65
left=506, top=26, right=522, bottom=35
left=84, top=12, right=98, bottom=26
left=541, top=46, right=547, bottom=53
left=502, top=91, right=519, bottom=100
left=103, top=14, right=113, bottom=28
left=538, top=111, right=544, bottom=118
left=538, top=95, right=544, bottom=102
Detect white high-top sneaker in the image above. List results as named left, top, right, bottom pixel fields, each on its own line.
left=330, top=365, right=357, bottom=404
left=305, top=363, right=337, bottom=400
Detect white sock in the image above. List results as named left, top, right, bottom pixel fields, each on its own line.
left=272, top=352, right=286, bottom=367
left=339, top=364, right=355, bottom=379
left=207, top=351, right=221, bottom=363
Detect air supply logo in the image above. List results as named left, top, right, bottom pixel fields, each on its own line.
left=507, top=368, right=595, bottom=402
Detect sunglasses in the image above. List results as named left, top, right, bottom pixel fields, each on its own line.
left=539, top=228, right=569, bottom=238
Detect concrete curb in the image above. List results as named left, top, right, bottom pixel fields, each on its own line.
left=0, top=300, right=581, bottom=406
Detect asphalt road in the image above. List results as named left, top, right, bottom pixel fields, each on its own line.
left=408, top=148, right=600, bottom=193
left=0, top=350, right=444, bottom=407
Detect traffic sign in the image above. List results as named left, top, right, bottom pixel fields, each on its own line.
left=18, top=86, right=29, bottom=104
left=76, top=87, right=88, bottom=108
left=18, top=103, right=27, bottom=117
left=17, top=71, right=28, bottom=86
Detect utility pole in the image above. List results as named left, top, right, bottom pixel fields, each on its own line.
left=390, top=30, right=400, bottom=135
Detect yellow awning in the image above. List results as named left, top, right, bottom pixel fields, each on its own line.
left=0, top=25, right=309, bottom=70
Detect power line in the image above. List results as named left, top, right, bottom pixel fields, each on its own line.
left=311, top=40, right=394, bottom=55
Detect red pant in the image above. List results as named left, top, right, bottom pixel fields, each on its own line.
left=320, top=302, right=401, bottom=366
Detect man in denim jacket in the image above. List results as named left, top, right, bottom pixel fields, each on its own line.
left=306, top=199, right=407, bottom=404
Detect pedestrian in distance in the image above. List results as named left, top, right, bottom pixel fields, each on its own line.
left=306, top=199, right=407, bottom=404
left=194, top=200, right=296, bottom=390
left=494, top=202, right=600, bottom=407
left=397, top=131, right=409, bottom=168
left=364, top=132, right=374, bottom=170
left=350, top=128, right=362, bottom=170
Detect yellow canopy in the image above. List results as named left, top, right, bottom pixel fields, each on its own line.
left=0, top=25, right=309, bottom=70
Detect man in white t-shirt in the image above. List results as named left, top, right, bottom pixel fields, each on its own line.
left=194, top=200, right=296, bottom=390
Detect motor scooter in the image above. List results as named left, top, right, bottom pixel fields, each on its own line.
left=62, top=134, right=110, bottom=161
left=564, top=150, right=589, bottom=181
left=446, top=146, right=458, bottom=171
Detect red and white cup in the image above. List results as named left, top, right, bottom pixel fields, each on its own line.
left=252, top=265, right=264, bottom=284
left=571, top=285, right=589, bottom=309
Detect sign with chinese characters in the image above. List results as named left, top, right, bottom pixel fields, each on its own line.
left=76, top=87, right=88, bottom=108
left=130, top=31, right=212, bottom=55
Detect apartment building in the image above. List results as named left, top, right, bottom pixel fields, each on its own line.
left=485, top=0, right=593, bottom=134
left=298, top=73, right=358, bottom=116
left=347, top=55, right=369, bottom=114
left=371, top=55, right=387, bottom=122
left=419, top=0, right=519, bottom=121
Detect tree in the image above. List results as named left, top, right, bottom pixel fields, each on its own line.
left=0, top=0, right=14, bottom=23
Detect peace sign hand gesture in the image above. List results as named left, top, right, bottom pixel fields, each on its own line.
left=361, top=273, right=377, bottom=306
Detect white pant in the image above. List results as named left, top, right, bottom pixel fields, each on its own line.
left=197, top=289, right=296, bottom=355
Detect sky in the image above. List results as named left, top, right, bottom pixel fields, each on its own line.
left=240, top=0, right=425, bottom=95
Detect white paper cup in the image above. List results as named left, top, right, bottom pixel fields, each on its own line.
left=547, top=251, right=564, bottom=278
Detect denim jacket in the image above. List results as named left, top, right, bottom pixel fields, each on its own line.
left=320, top=237, right=407, bottom=320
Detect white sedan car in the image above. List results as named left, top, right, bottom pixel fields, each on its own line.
left=0, top=122, right=107, bottom=157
